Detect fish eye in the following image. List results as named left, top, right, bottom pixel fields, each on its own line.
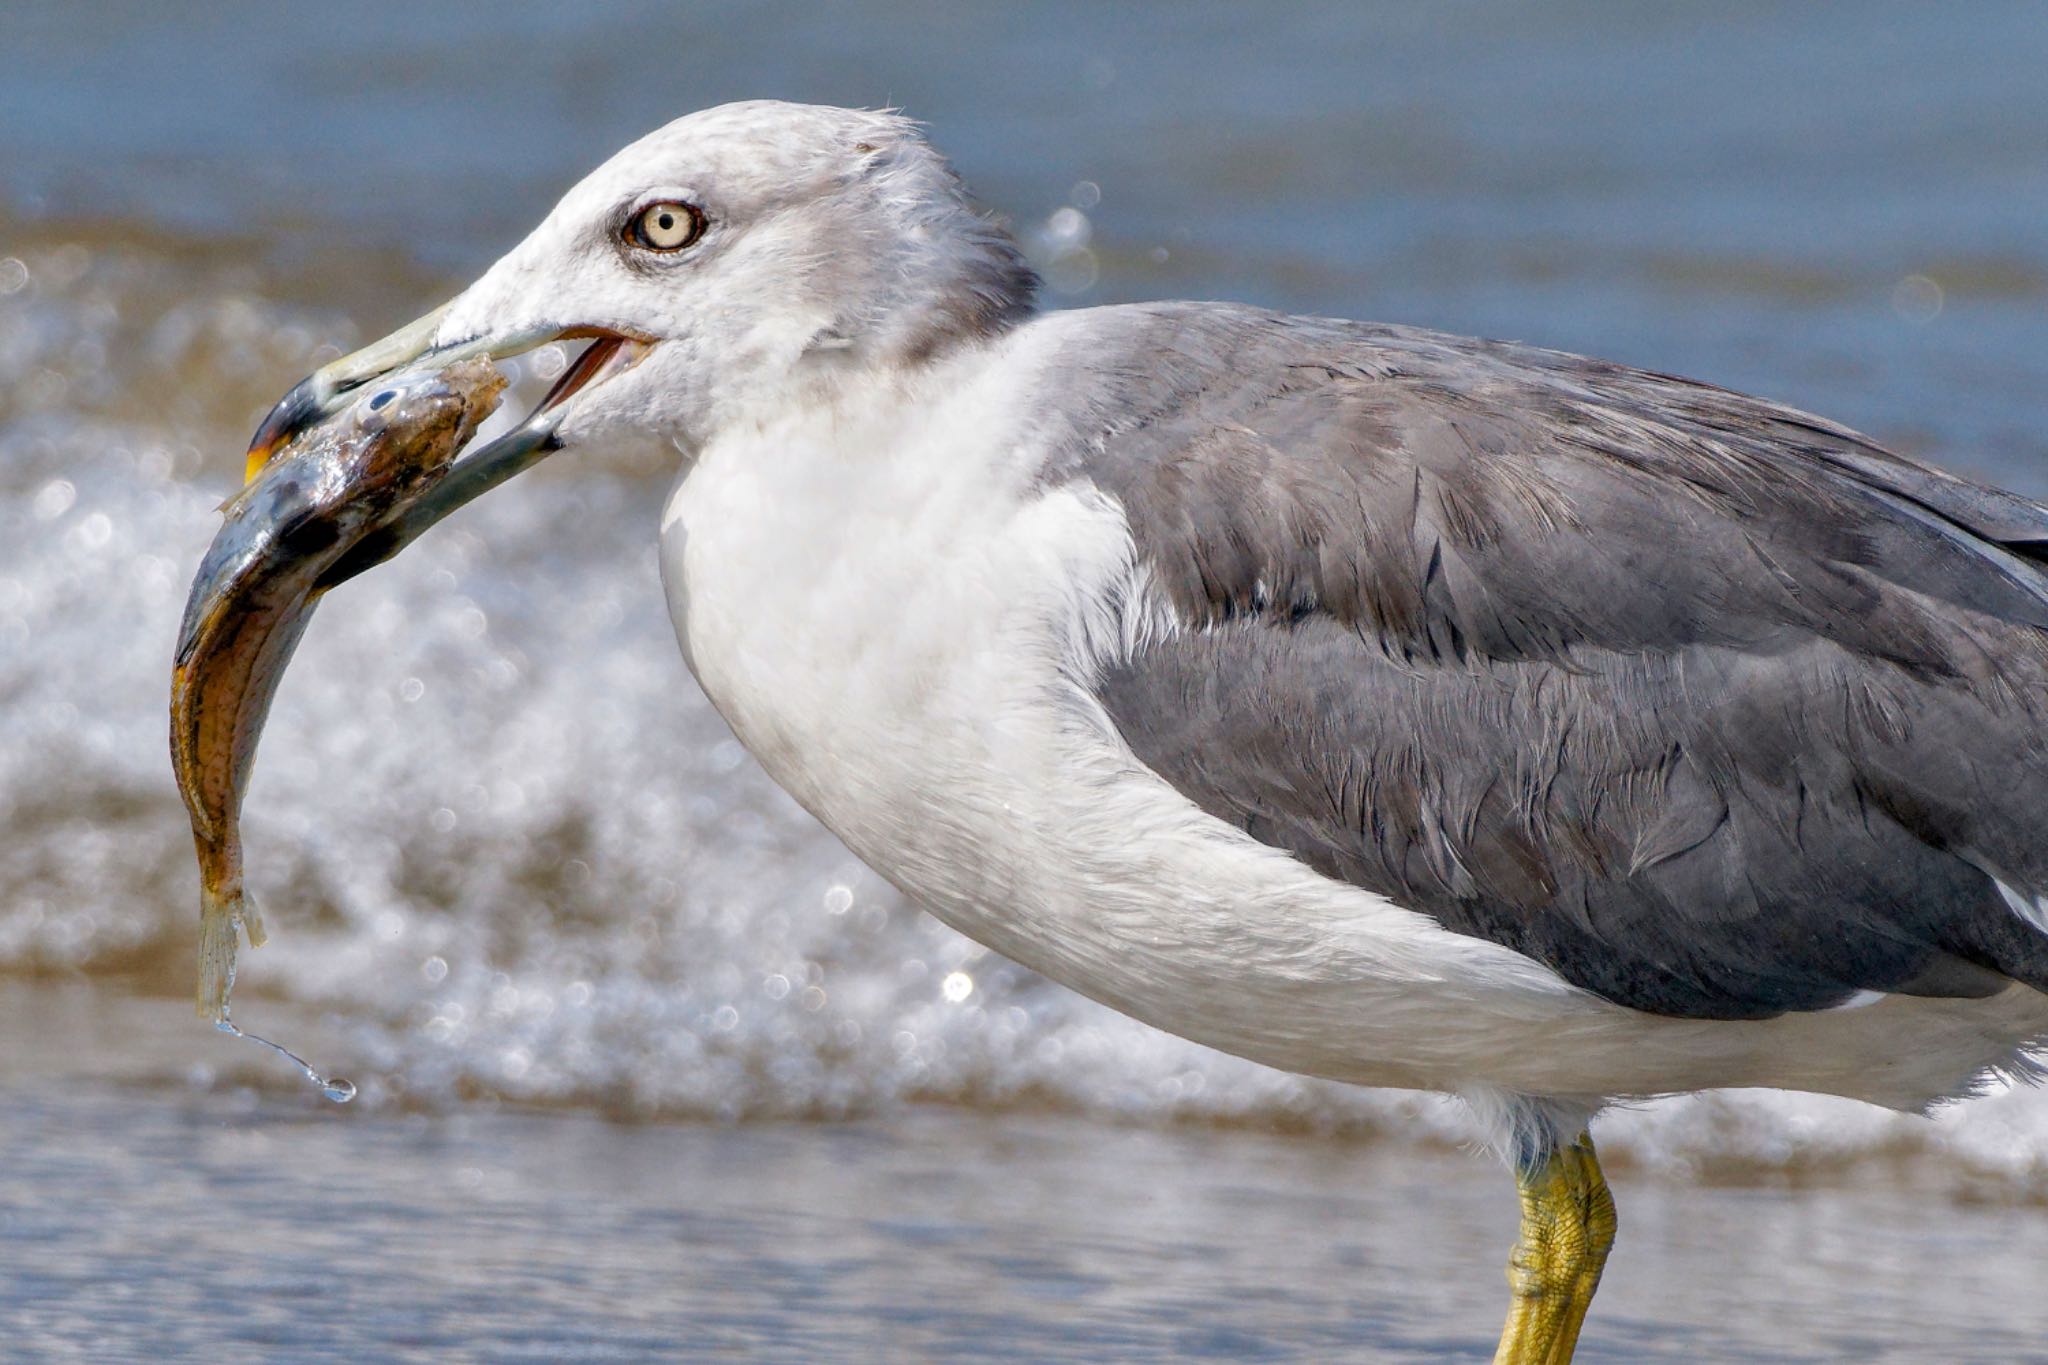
left=625, top=200, right=705, bottom=252
left=352, top=387, right=398, bottom=430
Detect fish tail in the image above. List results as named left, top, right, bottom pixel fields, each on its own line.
left=240, top=892, right=269, bottom=948
left=196, top=884, right=265, bottom=1023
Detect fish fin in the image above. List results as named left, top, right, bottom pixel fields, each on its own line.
left=214, top=480, right=260, bottom=517
left=196, top=887, right=265, bottom=1022
left=240, top=892, right=269, bottom=948
left=197, top=888, right=238, bottom=1023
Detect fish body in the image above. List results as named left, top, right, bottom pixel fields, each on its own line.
left=171, top=359, right=505, bottom=1021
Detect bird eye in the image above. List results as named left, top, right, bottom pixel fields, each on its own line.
left=626, top=201, right=705, bottom=252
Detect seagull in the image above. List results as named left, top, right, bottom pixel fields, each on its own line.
left=239, top=101, right=2048, bottom=1363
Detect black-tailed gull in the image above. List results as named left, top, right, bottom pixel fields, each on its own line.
left=231, top=100, right=2048, bottom=1363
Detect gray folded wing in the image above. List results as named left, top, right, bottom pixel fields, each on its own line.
left=1043, top=304, right=2048, bottom=1020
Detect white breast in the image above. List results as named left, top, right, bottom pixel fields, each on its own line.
left=654, top=321, right=2048, bottom=1112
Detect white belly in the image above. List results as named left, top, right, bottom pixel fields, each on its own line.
left=653, top=359, right=2048, bottom=1112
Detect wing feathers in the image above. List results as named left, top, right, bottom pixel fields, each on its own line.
left=1048, top=305, right=2048, bottom=1019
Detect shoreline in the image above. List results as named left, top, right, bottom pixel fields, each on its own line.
left=3, top=986, right=2046, bottom=1361
left=9, top=978, right=2043, bottom=1203
left=6, top=1066, right=2048, bottom=1360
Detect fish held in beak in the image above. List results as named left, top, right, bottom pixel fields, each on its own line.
left=184, top=298, right=648, bottom=1095
left=170, top=359, right=507, bottom=1092
left=243, top=309, right=653, bottom=579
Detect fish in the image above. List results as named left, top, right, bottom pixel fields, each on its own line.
left=170, top=358, right=507, bottom=1032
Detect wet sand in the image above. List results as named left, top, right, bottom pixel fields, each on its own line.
left=4, top=984, right=2045, bottom=1363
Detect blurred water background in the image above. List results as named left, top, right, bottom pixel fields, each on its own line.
left=4, top=2, right=2048, bottom=1359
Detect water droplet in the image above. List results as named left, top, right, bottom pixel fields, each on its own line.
left=67, top=512, right=113, bottom=553
left=368, top=389, right=397, bottom=412
left=45, top=243, right=90, bottom=286
left=1892, top=274, right=1944, bottom=324
left=530, top=343, right=569, bottom=380
left=216, top=1013, right=355, bottom=1104
left=942, top=971, right=974, bottom=1003
left=1044, top=247, right=1099, bottom=295
left=1043, top=206, right=1092, bottom=249
left=32, top=480, right=76, bottom=522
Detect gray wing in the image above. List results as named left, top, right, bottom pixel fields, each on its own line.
left=1043, top=303, right=2048, bottom=1020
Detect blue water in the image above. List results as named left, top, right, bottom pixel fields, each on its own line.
left=5, top=2, right=2046, bottom=450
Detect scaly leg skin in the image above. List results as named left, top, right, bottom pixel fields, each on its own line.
left=1492, top=1130, right=1618, bottom=1365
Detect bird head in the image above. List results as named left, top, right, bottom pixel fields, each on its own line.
left=245, top=101, right=1037, bottom=482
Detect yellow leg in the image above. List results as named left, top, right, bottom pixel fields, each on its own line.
left=1492, top=1130, right=1618, bottom=1365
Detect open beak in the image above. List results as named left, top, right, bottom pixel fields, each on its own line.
left=242, top=306, right=653, bottom=587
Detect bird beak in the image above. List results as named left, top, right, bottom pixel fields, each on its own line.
left=241, top=304, right=653, bottom=586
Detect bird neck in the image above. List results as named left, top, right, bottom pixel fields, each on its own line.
left=702, top=274, right=1038, bottom=452
left=865, top=214, right=1041, bottom=368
